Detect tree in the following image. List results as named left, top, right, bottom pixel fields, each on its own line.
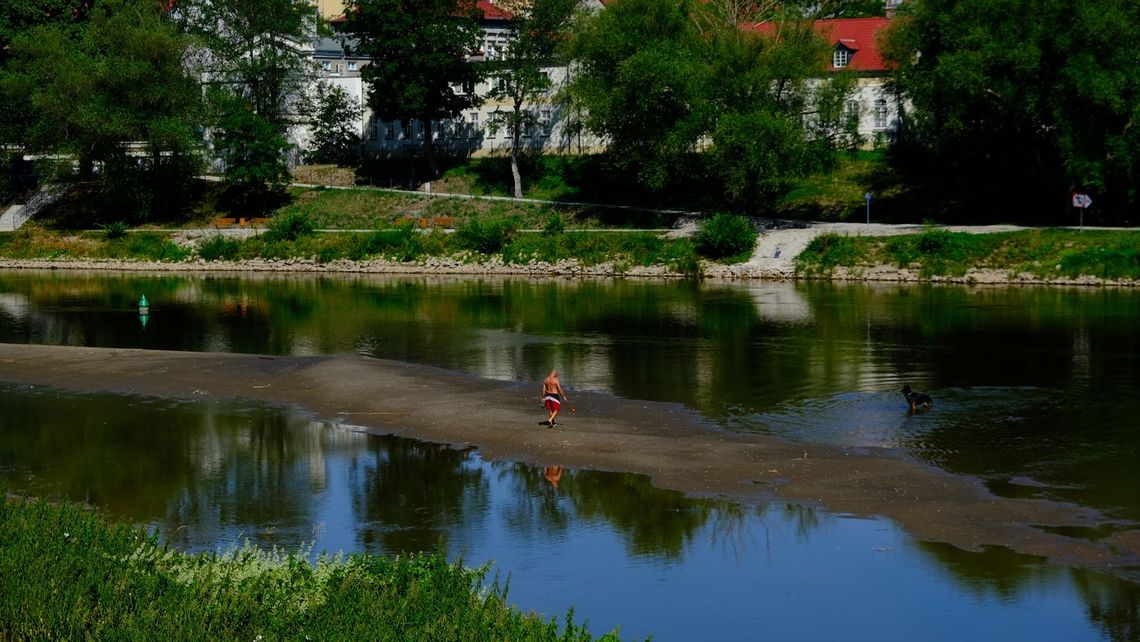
left=0, top=0, right=98, bottom=64
left=176, top=0, right=318, bottom=129
left=1, top=0, right=203, bottom=219
left=302, top=82, right=362, bottom=165
left=345, top=0, right=485, bottom=178
left=563, top=0, right=713, bottom=192
left=487, top=0, right=580, bottom=197
left=883, top=0, right=1140, bottom=222
left=564, top=0, right=850, bottom=211
left=213, top=95, right=293, bottom=214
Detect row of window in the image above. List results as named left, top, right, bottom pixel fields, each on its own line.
left=845, top=98, right=890, bottom=129
left=318, top=59, right=359, bottom=73
left=368, top=111, right=555, bottom=141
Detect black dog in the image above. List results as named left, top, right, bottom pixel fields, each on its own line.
left=901, top=385, right=933, bottom=411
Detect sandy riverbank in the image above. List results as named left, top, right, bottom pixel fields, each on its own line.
left=1, top=343, right=1136, bottom=576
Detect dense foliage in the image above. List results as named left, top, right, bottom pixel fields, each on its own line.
left=0, top=0, right=202, bottom=220
left=0, top=495, right=620, bottom=641
left=487, top=0, right=580, bottom=197
left=345, top=0, right=486, bottom=177
left=302, top=83, right=363, bottom=165
left=563, top=0, right=856, bottom=213
left=883, top=0, right=1140, bottom=223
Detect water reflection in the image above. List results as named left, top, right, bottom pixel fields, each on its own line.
left=1, top=383, right=1138, bottom=640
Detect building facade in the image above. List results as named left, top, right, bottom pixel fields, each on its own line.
left=298, top=3, right=899, bottom=161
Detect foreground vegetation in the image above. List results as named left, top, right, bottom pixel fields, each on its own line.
left=797, top=228, right=1140, bottom=280
left=0, top=494, right=621, bottom=641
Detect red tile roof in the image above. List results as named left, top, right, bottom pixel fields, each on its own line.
left=747, top=17, right=893, bottom=72
left=478, top=0, right=514, bottom=20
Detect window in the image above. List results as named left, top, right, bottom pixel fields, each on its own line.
left=347, top=61, right=358, bottom=72
left=833, top=47, right=850, bottom=68
left=468, top=112, right=479, bottom=139
left=540, top=110, right=552, bottom=137
left=320, top=60, right=331, bottom=71
left=873, top=99, right=888, bottom=129
left=385, top=123, right=396, bottom=140
left=844, top=100, right=859, bottom=126
left=402, top=121, right=413, bottom=139
left=369, top=123, right=379, bottom=140
left=462, top=80, right=476, bottom=95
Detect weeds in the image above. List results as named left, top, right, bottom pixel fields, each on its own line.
left=0, top=495, right=627, bottom=641
left=695, top=213, right=757, bottom=261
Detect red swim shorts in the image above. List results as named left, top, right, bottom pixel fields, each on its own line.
left=543, top=395, right=561, bottom=412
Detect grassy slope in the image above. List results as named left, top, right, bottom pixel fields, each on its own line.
left=0, top=495, right=622, bottom=641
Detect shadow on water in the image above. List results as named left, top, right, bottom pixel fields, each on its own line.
left=2, top=383, right=1139, bottom=641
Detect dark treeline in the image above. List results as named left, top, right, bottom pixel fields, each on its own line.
left=1, top=0, right=1137, bottom=224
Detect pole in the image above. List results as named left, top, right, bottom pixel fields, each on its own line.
left=865, top=192, right=872, bottom=225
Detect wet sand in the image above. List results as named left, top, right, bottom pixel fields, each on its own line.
left=2, top=342, right=1137, bottom=574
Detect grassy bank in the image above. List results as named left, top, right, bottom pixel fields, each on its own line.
left=0, top=223, right=703, bottom=274
left=796, top=228, right=1140, bottom=280
left=0, top=494, right=622, bottom=641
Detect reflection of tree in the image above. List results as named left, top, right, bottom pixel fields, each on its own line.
left=349, top=437, right=489, bottom=556
left=1072, top=570, right=1140, bottom=642
left=561, top=470, right=717, bottom=560
left=493, top=462, right=572, bottom=541
left=0, top=386, right=336, bottom=551
left=912, top=540, right=1065, bottom=600
left=914, top=539, right=1140, bottom=641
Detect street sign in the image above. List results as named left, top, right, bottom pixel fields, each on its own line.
left=1072, top=193, right=1093, bottom=209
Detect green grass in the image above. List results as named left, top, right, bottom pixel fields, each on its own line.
left=0, top=494, right=625, bottom=641
left=796, top=229, right=1140, bottom=280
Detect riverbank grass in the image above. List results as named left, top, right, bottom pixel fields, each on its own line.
left=796, top=228, right=1140, bottom=280
left=0, top=494, right=622, bottom=641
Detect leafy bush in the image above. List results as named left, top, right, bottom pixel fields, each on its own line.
left=457, top=215, right=519, bottom=254
left=0, top=495, right=622, bottom=641
left=198, top=235, right=242, bottom=261
left=100, top=221, right=128, bottom=240
left=543, top=212, right=567, bottom=235
left=695, top=213, right=757, bottom=260
left=265, top=212, right=316, bottom=242
left=796, top=233, right=862, bottom=273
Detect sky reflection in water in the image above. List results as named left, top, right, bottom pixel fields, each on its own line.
left=0, top=385, right=1135, bottom=642
left=2, top=272, right=1140, bottom=639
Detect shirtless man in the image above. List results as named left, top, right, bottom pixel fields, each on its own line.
left=541, top=370, right=573, bottom=428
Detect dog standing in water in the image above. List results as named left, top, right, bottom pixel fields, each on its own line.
left=901, top=384, right=933, bottom=412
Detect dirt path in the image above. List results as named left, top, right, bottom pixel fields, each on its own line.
left=2, top=342, right=1137, bottom=577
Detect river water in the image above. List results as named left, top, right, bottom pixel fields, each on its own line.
left=1, top=271, right=1138, bottom=640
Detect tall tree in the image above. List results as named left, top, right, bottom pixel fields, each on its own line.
left=487, top=0, right=580, bottom=197
left=301, top=82, right=362, bottom=165
left=883, top=0, right=1140, bottom=222
left=345, top=0, right=485, bottom=178
left=1, top=0, right=202, bottom=219
left=563, top=0, right=713, bottom=192
left=564, top=0, right=849, bottom=210
left=177, top=0, right=318, bottom=129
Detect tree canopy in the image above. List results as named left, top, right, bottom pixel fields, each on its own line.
left=487, top=0, right=580, bottom=197
left=1, top=0, right=202, bottom=219
left=564, top=0, right=854, bottom=211
left=884, top=0, right=1140, bottom=222
left=344, top=0, right=485, bottom=177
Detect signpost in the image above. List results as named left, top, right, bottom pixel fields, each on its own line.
left=865, top=192, right=872, bottom=225
left=1072, top=192, right=1092, bottom=228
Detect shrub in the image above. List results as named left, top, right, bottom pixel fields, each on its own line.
left=543, top=212, right=567, bottom=235
left=457, top=215, right=519, bottom=254
left=100, top=221, right=128, bottom=240
left=797, top=233, right=862, bottom=272
left=198, top=235, right=243, bottom=261
left=695, top=213, right=757, bottom=260
left=264, top=211, right=316, bottom=242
